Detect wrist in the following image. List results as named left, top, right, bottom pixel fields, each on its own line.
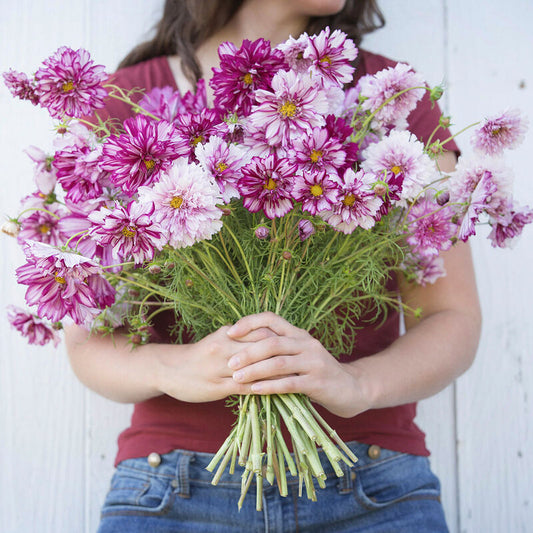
left=345, top=357, right=381, bottom=414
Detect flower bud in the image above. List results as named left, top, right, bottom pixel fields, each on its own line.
left=436, top=191, right=450, bottom=206
left=1, top=219, right=20, bottom=237
left=439, top=115, right=451, bottom=129
left=128, top=289, right=140, bottom=298
left=430, top=85, right=444, bottom=103
left=56, top=125, right=68, bottom=134
left=165, top=261, right=175, bottom=269
left=148, top=264, right=161, bottom=274
left=255, top=226, right=270, bottom=240
left=282, top=251, right=292, bottom=261
left=373, top=183, right=388, bottom=197
left=130, top=334, right=143, bottom=345
left=185, top=279, right=194, bottom=287
left=298, top=219, right=315, bottom=241
left=220, top=207, right=232, bottom=216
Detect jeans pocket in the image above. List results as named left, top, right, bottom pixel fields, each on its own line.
left=353, top=453, right=441, bottom=510
left=101, top=463, right=174, bottom=516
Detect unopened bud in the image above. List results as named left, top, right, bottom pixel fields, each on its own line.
left=255, top=226, right=270, bottom=240
left=165, top=262, right=175, bottom=269
left=282, top=251, right=292, bottom=261
left=298, top=219, right=315, bottom=241
left=439, top=115, right=451, bottom=129
left=52, top=321, right=63, bottom=331
left=148, top=264, right=161, bottom=274
left=128, top=289, right=140, bottom=298
left=185, top=279, right=194, bottom=287
left=138, top=325, right=150, bottom=332
left=373, top=183, right=387, bottom=197
left=430, top=85, right=444, bottom=103
left=57, top=126, right=67, bottom=134
left=130, top=334, right=143, bottom=345
left=1, top=219, right=20, bottom=237
left=436, top=191, right=450, bottom=206
left=220, top=207, right=232, bottom=216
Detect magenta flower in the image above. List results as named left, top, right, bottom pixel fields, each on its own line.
left=101, top=115, right=181, bottom=196
left=249, top=69, right=328, bottom=147
left=402, top=254, right=446, bottom=286
left=17, top=203, right=68, bottom=246
left=321, top=169, right=382, bottom=232
left=488, top=202, right=533, bottom=248
left=89, top=201, right=167, bottom=264
left=137, top=158, right=223, bottom=249
left=3, top=69, right=40, bottom=105
left=471, top=109, right=528, bottom=156
left=34, top=47, right=107, bottom=119
left=357, top=63, right=426, bottom=130
left=211, top=38, right=286, bottom=116
left=277, top=33, right=313, bottom=73
left=237, top=154, right=296, bottom=219
left=304, top=28, right=358, bottom=87
left=7, top=306, right=60, bottom=347
left=16, top=241, right=114, bottom=327
left=292, top=169, right=340, bottom=215
left=406, top=199, right=455, bottom=257
left=298, top=219, right=315, bottom=241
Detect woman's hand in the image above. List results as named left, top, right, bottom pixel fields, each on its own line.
left=225, top=312, right=371, bottom=418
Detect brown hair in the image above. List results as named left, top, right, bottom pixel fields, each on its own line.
left=119, top=0, right=385, bottom=82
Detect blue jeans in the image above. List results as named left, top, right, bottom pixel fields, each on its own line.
left=97, top=441, right=448, bottom=532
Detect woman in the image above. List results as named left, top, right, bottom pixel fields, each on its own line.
left=66, top=1, right=482, bottom=531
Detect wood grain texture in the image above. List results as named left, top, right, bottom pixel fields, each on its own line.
left=0, top=1, right=531, bottom=532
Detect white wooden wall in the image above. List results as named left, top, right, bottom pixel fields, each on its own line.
left=1, top=2, right=531, bottom=532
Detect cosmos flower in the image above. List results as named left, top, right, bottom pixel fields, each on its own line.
left=89, top=201, right=167, bottom=264
left=406, top=199, right=455, bottom=257
left=292, top=169, right=340, bottom=215
left=17, top=203, right=68, bottom=246
left=357, top=63, right=426, bottom=130
left=298, top=219, right=315, bottom=241
left=471, top=109, right=528, bottom=156
left=34, top=47, right=107, bottom=118
left=321, top=169, right=382, bottom=232
left=304, top=28, right=357, bottom=87
left=488, top=202, right=533, bottom=248
left=137, top=158, right=223, bottom=248
left=7, top=306, right=61, bottom=347
left=249, top=69, right=328, bottom=147
left=24, top=146, right=57, bottom=194
left=237, top=153, right=296, bottom=219
left=100, top=115, right=181, bottom=196
left=402, top=254, right=446, bottom=286
left=211, top=38, right=286, bottom=116
left=3, top=69, right=40, bottom=105
left=361, top=130, right=437, bottom=202
left=277, top=33, right=313, bottom=73
left=16, top=241, right=114, bottom=326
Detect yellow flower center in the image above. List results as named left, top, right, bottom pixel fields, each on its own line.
left=343, top=193, right=356, bottom=206
left=391, top=165, right=402, bottom=175
left=320, top=56, right=332, bottom=65
left=144, top=159, right=156, bottom=170
left=216, top=162, right=229, bottom=173
left=243, top=73, right=254, bottom=85
left=55, top=275, right=66, bottom=284
left=39, top=223, right=51, bottom=234
left=279, top=101, right=297, bottom=118
left=62, top=80, right=75, bottom=92
left=310, top=184, right=323, bottom=197
left=491, top=127, right=504, bottom=137
left=191, top=135, right=204, bottom=146
left=170, top=196, right=184, bottom=209
left=263, top=177, right=277, bottom=190
left=310, top=149, right=323, bottom=163
left=121, top=226, right=137, bottom=238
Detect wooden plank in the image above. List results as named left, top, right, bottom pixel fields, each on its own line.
left=446, top=1, right=533, bottom=531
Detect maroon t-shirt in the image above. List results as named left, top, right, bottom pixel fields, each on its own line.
left=102, top=52, right=459, bottom=465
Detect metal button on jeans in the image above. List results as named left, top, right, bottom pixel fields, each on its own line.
left=367, top=445, right=381, bottom=460
left=147, top=452, right=162, bottom=467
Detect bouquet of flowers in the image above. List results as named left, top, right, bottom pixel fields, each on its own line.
left=3, top=28, right=531, bottom=510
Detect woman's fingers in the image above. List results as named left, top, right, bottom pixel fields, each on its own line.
left=226, top=311, right=304, bottom=339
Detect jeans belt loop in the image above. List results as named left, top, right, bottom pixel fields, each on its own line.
left=174, top=451, right=193, bottom=498
left=337, top=458, right=353, bottom=494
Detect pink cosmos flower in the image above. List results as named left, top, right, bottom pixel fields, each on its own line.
left=304, top=28, right=357, bottom=87
left=34, top=47, right=107, bottom=118
left=361, top=130, right=437, bottom=202
left=16, top=241, right=114, bottom=327
left=138, top=158, right=223, bottom=248
left=292, top=169, right=340, bottom=215
left=249, top=69, right=329, bottom=147
left=237, top=153, right=296, bottom=219
left=211, top=38, right=286, bottom=116
left=195, top=136, right=248, bottom=202
left=173, top=109, right=223, bottom=162
left=277, top=33, right=313, bottom=73
left=291, top=126, right=346, bottom=175
left=89, top=202, right=167, bottom=264
left=488, top=202, right=533, bottom=248
left=403, top=254, right=446, bottom=286
left=321, top=169, right=383, bottom=232
left=24, top=146, right=57, bottom=194
left=17, top=203, right=68, bottom=246
left=7, top=306, right=61, bottom=347
left=101, top=115, right=181, bottom=196
left=357, top=63, right=426, bottom=130
left=3, top=69, right=40, bottom=105
left=471, top=109, right=528, bottom=156
left=406, top=199, right=455, bottom=257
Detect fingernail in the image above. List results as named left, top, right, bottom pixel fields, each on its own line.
left=233, top=371, right=244, bottom=381
left=226, top=325, right=237, bottom=336
left=228, top=357, right=239, bottom=369
left=251, top=383, right=261, bottom=393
